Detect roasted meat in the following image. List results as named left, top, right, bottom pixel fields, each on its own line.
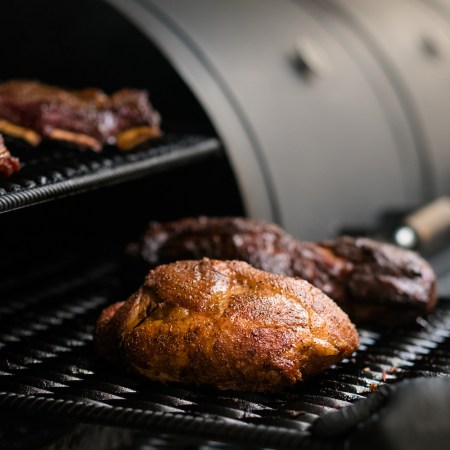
left=134, top=216, right=437, bottom=324
left=95, top=258, right=359, bottom=392
left=0, top=80, right=161, bottom=151
left=317, top=236, right=437, bottom=323
left=0, top=133, right=20, bottom=176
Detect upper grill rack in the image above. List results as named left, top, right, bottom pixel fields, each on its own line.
left=0, top=135, right=221, bottom=214
left=0, top=259, right=449, bottom=449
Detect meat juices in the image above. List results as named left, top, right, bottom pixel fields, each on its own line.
left=135, top=216, right=437, bottom=324
left=95, top=259, right=359, bottom=392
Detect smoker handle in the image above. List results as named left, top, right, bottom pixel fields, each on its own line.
left=311, top=377, right=450, bottom=450
left=294, top=38, right=329, bottom=78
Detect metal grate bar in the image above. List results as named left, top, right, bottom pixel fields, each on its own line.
left=0, top=135, right=222, bottom=214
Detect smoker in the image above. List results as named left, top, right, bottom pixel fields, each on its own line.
left=0, top=0, right=449, bottom=449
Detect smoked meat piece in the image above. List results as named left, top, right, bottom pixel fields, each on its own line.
left=95, top=258, right=359, bottom=392
left=135, top=216, right=437, bottom=324
left=317, top=236, right=437, bottom=323
left=0, top=133, right=20, bottom=176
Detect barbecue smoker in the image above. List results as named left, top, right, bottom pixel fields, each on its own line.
left=1, top=0, right=450, bottom=449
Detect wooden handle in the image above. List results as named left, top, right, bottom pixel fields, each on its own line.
left=404, top=197, right=450, bottom=245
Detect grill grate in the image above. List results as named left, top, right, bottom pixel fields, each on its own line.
left=0, top=135, right=222, bottom=214
left=0, top=259, right=449, bottom=449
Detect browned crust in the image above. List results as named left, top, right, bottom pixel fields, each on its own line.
left=318, top=236, right=437, bottom=318
left=95, top=258, right=359, bottom=392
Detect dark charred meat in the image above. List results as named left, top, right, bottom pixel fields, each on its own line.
left=317, top=236, right=437, bottom=323
left=134, top=216, right=437, bottom=324
left=0, top=133, right=20, bottom=176
left=0, top=80, right=161, bottom=151
left=95, top=258, right=359, bottom=392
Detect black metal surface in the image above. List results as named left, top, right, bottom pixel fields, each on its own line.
left=0, top=259, right=449, bottom=449
left=0, top=135, right=222, bottom=214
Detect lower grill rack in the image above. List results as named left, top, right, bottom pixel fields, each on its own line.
left=0, top=259, right=449, bottom=449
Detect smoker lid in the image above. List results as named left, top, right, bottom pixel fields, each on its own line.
left=0, top=135, right=222, bottom=215
left=0, top=257, right=449, bottom=449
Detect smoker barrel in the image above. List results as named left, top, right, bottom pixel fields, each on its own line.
left=1, top=0, right=450, bottom=448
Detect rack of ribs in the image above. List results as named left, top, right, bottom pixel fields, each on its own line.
left=0, top=80, right=161, bottom=151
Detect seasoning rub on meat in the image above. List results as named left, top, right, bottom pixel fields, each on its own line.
left=0, top=80, right=161, bottom=151
left=95, top=258, right=359, bottom=392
